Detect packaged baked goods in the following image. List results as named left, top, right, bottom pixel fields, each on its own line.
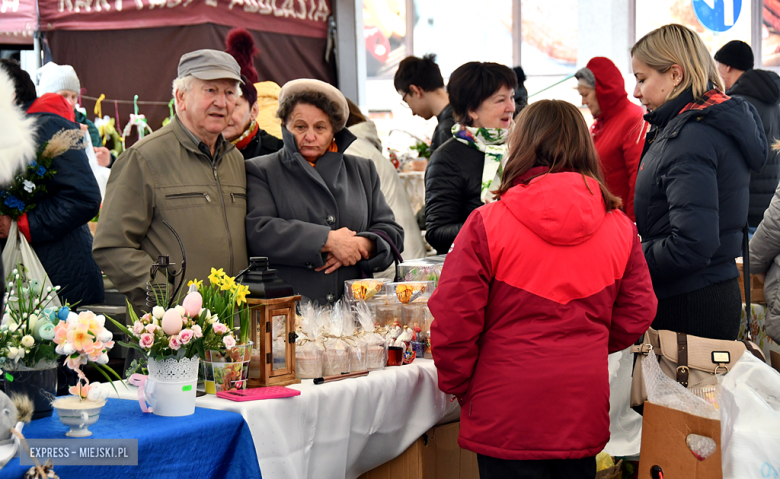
left=295, top=300, right=324, bottom=379
left=321, top=301, right=352, bottom=376
left=355, top=301, right=387, bottom=371
left=343, top=304, right=367, bottom=372
left=344, top=279, right=388, bottom=301
left=390, top=281, right=434, bottom=304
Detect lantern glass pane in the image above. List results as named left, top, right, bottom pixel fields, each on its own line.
left=272, top=314, right=288, bottom=370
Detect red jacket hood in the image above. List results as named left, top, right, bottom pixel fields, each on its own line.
left=26, top=93, right=75, bottom=122
left=587, top=57, right=630, bottom=121
left=502, top=170, right=606, bottom=246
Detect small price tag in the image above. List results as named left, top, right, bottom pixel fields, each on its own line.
left=5, top=373, right=13, bottom=382
left=182, top=385, right=192, bottom=392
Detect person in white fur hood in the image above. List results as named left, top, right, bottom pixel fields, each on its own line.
left=0, top=66, right=36, bottom=185
left=0, top=63, right=38, bottom=305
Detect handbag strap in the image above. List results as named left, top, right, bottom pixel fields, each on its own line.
left=676, top=332, right=689, bottom=387
left=743, top=222, right=752, bottom=341
left=371, top=230, right=403, bottom=282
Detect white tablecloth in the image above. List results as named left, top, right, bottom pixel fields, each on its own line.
left=99, top=359, right=459, bottom=479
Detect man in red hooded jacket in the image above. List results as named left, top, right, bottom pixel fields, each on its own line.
left=576, top=57, right=648, bottom=221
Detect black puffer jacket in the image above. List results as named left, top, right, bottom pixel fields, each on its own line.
left=424, top=137, right=484, bottom=254
left=238, top=127, right=284, bottom=161
left=727, top=69, right=780, bottom=227
left=430, top=105, right=456, bottom=153
left=26, top=112, right=104, bottom=305
left=635, top=87, right=767, bottom=299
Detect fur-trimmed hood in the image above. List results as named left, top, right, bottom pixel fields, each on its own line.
left=0, top=68, right=36, bottom=185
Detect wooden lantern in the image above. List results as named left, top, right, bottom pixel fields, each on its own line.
left=247, top=295, right=301, bottom=387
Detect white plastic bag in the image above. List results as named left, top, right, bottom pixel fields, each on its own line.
left=642, top=349, right=719, bottom=420
left=721, top=352, right=780, bottom=479
left=1, top=221, right=61, bottom=307
left=604, top=348, right=643, bottom=456
left=83, top=134, right=110, bottom=200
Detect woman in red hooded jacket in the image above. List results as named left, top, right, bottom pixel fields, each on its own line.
left=576, top=57, right=648, bottom=221
left=429, top=100, right=657, bottom=479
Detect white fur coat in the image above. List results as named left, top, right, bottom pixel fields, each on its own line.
left=0, top=68, right=36, bottom=185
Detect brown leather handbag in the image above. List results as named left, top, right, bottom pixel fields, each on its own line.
left=630, top=225, right=766, bottom=407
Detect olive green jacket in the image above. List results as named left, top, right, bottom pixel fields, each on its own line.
left=93, top=117, right=248, bottom=315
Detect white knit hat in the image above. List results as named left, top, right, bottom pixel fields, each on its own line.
left=35, top=62, right=80, bottom=96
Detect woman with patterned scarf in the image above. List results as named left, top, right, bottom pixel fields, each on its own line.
left=424, top=62, right=517, bottom=254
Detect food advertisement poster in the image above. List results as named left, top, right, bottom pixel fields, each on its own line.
left=635, top=0, right=751, bottom=61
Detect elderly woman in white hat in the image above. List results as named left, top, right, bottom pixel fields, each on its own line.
left=245, top=79, right=403, bottom=304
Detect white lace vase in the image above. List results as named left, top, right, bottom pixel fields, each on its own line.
left=147, top=356, right=200, bottom=382
left=143, top=356, right=200, bottom=417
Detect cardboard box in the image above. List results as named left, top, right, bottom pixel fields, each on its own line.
left=771, top=350, right=780, bottom=374
left=359, top=421, right=479, bottom=479
left=638, top=402, right=722, bottom=479
left=736, top=259, right=766, bottom=304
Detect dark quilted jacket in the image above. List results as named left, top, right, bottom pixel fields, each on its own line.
left=25, top=111, right=104, bottom=305
left=424, top=138, right=484, bottom=254
left=635, top=87, right=767, bottom=299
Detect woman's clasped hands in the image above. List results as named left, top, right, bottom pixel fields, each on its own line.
left=317, top=227, right=376, bottom=274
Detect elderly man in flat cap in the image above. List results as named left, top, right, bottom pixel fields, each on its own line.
left=94, top=50, right=249, bottom=318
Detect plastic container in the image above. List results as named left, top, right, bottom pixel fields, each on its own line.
left=389, top=281, right=434, bottom=304
left=401, top=302, right=427, bottom=328
left=344, top=279, right=390, bottom=301
left=376, top=303, right=402, bottom=328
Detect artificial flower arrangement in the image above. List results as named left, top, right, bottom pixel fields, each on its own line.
left=190, top=267, right=251, bottom=345
left=52, top=310, right=121, bottom=400
left=0, top=266, right=62, bottom=370
left=110, top=288, right=238, bottom=364
left=0, top=129, right=84, bottom=220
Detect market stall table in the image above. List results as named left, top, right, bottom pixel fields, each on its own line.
left=97, top=358, right=459, bottom=479
left=0, top=398, right=259, bottom=479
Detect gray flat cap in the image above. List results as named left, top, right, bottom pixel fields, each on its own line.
left=178, top=49, right=243, bottom=84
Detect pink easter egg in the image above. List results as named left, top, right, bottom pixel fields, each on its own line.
left=161, top=309, right=183, bottom=336
left=182, top=291, right=203, bottom=318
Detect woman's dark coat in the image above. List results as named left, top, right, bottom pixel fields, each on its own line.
left=245, top=127, right=403, bottom=305
left=635, top=88, right=767, bottom=299
left=25, top=112, right=104, bottom=305
left=424, top=138, right=484, bottom=254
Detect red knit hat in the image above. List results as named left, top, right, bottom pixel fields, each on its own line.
left=225, top=28, right=259, bottom=105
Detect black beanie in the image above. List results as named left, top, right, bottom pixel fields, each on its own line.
left=714, top=40, right=754, bottom=71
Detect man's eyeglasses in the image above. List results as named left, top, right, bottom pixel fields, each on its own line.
left=400, top=91, right=410, bottom=108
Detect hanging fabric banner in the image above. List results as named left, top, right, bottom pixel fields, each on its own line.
left=0, top=0, right=38, bottom=44
left=38, top=0, right=331, bottom=38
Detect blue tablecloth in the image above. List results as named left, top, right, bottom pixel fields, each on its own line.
left=0, top=398, right=261, bottom=479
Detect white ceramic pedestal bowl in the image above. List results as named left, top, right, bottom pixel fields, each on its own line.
left=52, top=398, right=106, bottom=437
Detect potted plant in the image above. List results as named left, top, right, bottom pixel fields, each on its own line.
left=109, top=288, right=236, bottom=416
left=190, top=269, right=251, bottom=394
left=50, top=310, right=119, bottom=436
left=0, top=266, right=62, bottom=419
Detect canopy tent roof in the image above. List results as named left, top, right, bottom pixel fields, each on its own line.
left=0, top=0, right=37, bottom=45
left=2, top=0, right=332, bottom=44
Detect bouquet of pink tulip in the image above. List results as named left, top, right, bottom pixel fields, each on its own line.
left=110, top=290, right=237, bottom=362
left=52, top=310, right=123, bottom=400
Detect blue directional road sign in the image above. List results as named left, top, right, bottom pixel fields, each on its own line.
left=692, top=0, right=742, bottom=33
